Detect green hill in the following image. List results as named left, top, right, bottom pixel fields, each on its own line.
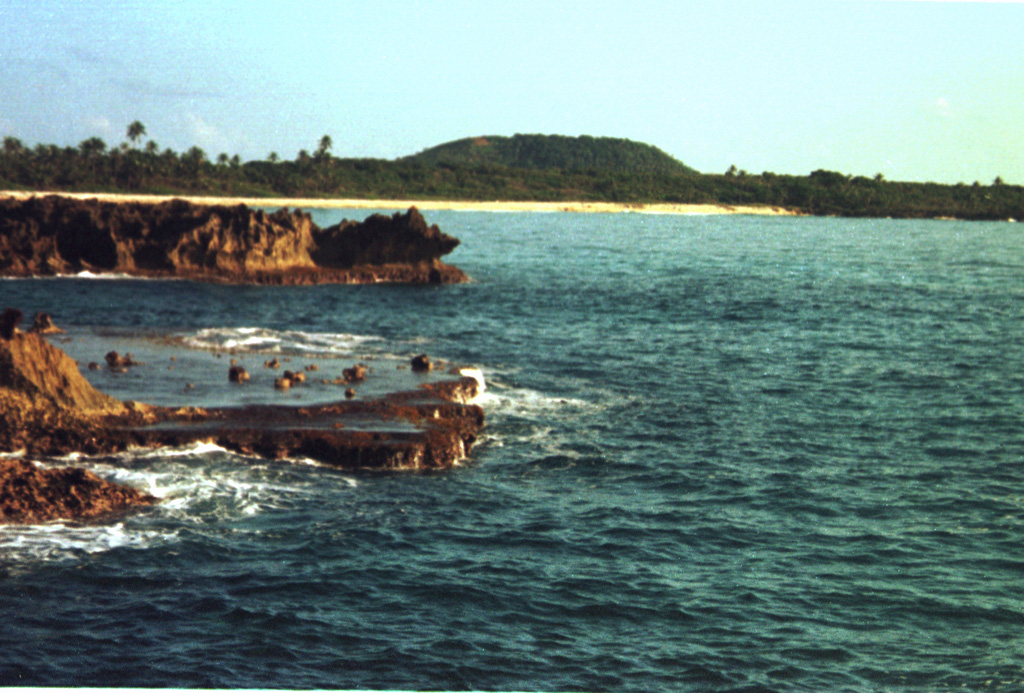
left=403, top=134, right=697, bottom=175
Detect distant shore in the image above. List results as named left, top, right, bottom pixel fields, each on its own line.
left=0, top=190, right=799, bottom=216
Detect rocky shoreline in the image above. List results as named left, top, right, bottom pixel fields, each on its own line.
left=0, top=195, right=468, bottom=284
left=0, top=309, right=485, bottom=524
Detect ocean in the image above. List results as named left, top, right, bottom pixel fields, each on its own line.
left=1, top=209, right=1022, bottom=691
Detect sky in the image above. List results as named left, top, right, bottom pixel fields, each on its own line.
left=1, top=0, right=1021, bottom=184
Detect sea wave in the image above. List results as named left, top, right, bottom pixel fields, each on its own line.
left=2, top=443, right=356, bottom=568
left=72, top=270, right=169, bottom=280
left=82, top=444, right=329, bottom=521
left=477, top=381, right=602, bottom=419
left=0, top=271, right=172, bottom=280
left=472, top=380, right=612, bottom=460
left=0, top=521, right=177, bottom=566
left=181, top=326, right=382, bottom=355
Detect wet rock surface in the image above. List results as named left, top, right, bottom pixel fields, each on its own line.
left=0, top=311, right=485, bottom=524
left=0, top=458, right=157, bottom=524
left=0, top=196, right=467, bottom=284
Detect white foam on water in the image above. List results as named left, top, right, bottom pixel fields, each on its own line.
left=290, top=458, right=359, bottom=486
left=477, top=383, right=598, bottom=419
left=1, top=272, right=143, bottom=280
left=69, top=271, right=170, bottom=280
left=469, top=380, right=617, bottom=461
left=97, top=456, right=316, bottom=521
left=182, top=326, right=382, bottom=356
left=2, top=443, right=357, bottom=567
left=0, top=521, right=178, bottom=565
left=459, top=367, right=487, bottom=401
left=145, top=440, right=228, bottom=458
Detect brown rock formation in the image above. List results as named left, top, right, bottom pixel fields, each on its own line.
left=0, top=458, right=156, bottom=524
left=0, top=305, right=485, bottom=522
left=0, top=327, right=158, bottom=524
left=342, top=364, right=367, bottom=382
left=29, top=312, right=64, bottom=334
left=0, top=330, right=127, bottom=417
left=0, top=196, right=467, bottom=284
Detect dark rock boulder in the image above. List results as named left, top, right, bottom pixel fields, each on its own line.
left=0, top=308, right=22, bottom=340
left=105, top=351, right=141, bottom=369
left=342, top=364, right=367, bottom=382
left=312, top=207, right=459, bottom=267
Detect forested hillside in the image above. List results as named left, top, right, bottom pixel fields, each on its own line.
left=403, top=134, right=697, bottom=175
left=2, top=127, right=1022, bottom=220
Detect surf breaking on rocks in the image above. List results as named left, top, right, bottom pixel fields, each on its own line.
left=0, top=307, right=485, bottom=525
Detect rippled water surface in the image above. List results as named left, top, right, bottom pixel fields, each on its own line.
left=2, top=211, right=1023, bottom=691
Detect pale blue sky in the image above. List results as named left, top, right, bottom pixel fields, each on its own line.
left=1, top=0, right=1021, bottom=183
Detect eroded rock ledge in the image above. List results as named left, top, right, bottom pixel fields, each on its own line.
left=0, top=196, right=467, bottom=284
left=0, top=309, right=485, bottom=524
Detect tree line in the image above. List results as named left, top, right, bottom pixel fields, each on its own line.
left=2, top=123, right=1022, bottom=220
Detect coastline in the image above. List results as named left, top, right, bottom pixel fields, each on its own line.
left=0, top=190, right=799, bottom=216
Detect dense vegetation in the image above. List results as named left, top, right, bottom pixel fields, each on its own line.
left=403, top=134, right=697, bottom=175
left=2, top=124, right=1022, bottom=220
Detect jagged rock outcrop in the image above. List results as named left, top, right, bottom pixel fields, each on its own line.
left=0, top=307, right=485, bottom=523
left=29, top=312, right=64, bottom=334
left=313, top=207, right=460, bottom=269
left=0, top=327, right=127, bottom=417
left=0, top=325, right=157, bottom=523
left=0, top=459, right=157, bottom=524
left=0, top=196, right=467, bottom=284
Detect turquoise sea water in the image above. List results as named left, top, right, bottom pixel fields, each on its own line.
left=1, top=210, right=1023, bottom=691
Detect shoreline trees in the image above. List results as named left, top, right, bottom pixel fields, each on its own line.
left=0, top=126, right=1021, bottom=220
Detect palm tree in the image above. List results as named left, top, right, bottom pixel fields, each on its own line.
left=267, top=151, right=279, bottom=163
left=183, top=146, right=208, bottom=183
left=316, top=134, right=333, bottom=160
left=2, top=136, right=25, bottom=157
left=78, top=137, right=107, bottom=158
left=126, top=121, right=146, bottom=148
left=78, top=137, right=108, bottom=182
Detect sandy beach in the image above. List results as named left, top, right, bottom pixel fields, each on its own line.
left=0, top=190, right=799, bottom=216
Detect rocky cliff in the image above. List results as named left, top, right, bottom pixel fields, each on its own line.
left=0, top=196, right=467, bottom=283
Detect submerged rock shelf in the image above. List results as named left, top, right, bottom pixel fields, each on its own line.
left=0, top=309, right=485, bottom=524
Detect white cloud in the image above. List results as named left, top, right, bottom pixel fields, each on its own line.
left=86, top=115, right=115, bottom=135
left=186, top=113, right=220, bottom=144
left=933, top=97, right=952, bottom=118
